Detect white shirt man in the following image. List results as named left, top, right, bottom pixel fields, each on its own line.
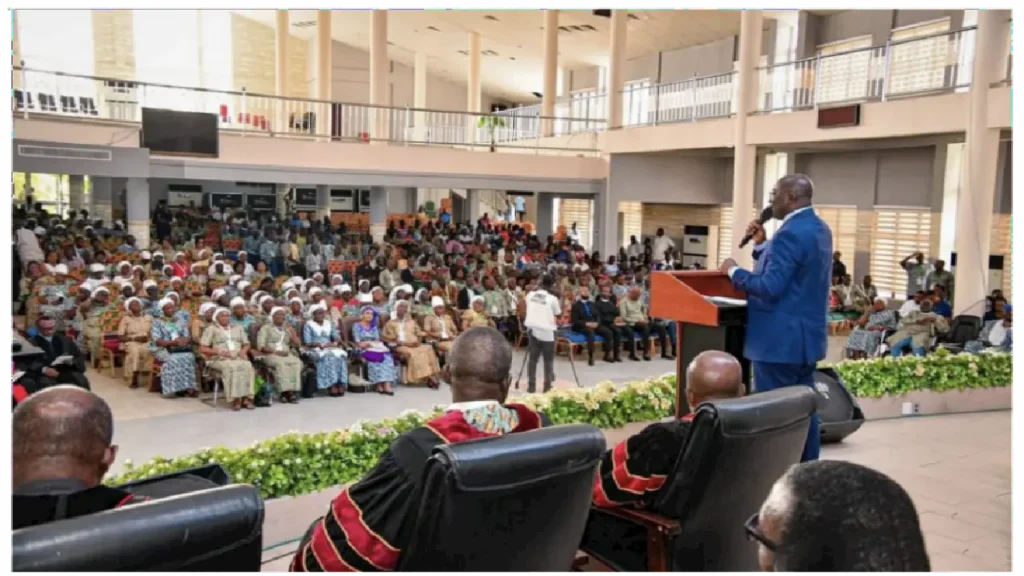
left=898, top=297, right=921, bottom=317
left=524, top=287, right=560, bottom=343
left=652, top=231, right=674, bottom=263
left=15, top=226, right=45, bottom=267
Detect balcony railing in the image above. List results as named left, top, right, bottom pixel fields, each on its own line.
left=622, top=71, right=736, bottom=127
left=11, top=66, right=605, bottom=153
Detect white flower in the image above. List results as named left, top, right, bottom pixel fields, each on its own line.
left=295, top=458, right=303, bottom=465
left=123, top=458, right=133, bottom=467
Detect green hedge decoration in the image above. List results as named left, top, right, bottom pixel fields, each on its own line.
left=108, top=351, right=1011, bottom=500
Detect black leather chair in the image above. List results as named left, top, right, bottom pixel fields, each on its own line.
left=936, top=314, right=982, bottom=352
left=13, top=484, right=264, bottom=572
left=398, top=424, right=606, bottom=571
left=580, top=387, right=816, bottom=572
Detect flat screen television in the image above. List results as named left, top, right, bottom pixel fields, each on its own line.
left=141, top=108, right=219, bottom=157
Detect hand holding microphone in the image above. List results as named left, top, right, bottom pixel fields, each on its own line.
left=739, top=207, right=774, bottom=248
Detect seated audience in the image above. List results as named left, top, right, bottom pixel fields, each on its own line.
left=984, top=296, right=1009, bottom=322
left=302, top=303, right=349, bottom=397
left=383, top=300, right=441, bottom=388
left=571, top=285, right=615, bottom=365
left=256, top=307, right=303, bottom=404
left=930, top=286, right=952, bottom=318
left=290, top=327, right=548, bottom=571
left=27, top=316, right=91, bottom=391
left=965, top=310, right=1012, bottom=354
left=200, top=308, right=256, bottom=410
left=618, top=287, right=674, bottom=361
left=423, top=296, right=459, bottom=355
left=579, top=351, right=744, bottom=571
left=12, top=387, right=219, bottom=530
left=748, top=460, right=930, bottom=571
left=887, top=299, right=948, bottom=357
left=594, top=284, right=624, bottom=362
left=844, top=298, right=898, bottom=359
left=898, top=290, right=926, bottom=317
left=150, top=298, right=200, bottom=398
left=352, top=306, right=398, bottom=395
left=117, top=297, right=152, bottom=389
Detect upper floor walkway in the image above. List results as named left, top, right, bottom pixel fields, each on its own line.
left=12, top=26, right=1012, bottom=166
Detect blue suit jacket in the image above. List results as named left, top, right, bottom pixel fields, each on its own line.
left=731, top=208, right=832, bottom=365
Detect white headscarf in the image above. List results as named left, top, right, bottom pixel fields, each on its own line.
left=51, top=263, right=68, bottom=276
left=230, top=296, right=246, bottom=309
left=471, top=295, right=485, bottom=307
left=289, top=297, right=304, bottom=309
left=358, top=293, right=373, bottom=304
left=229, top=274, right=242, bottom=285
left=237, top=280, right=251, bottom=291
left=211, top=288, right=227, bottom=300
left=89, top=263, right=105, bottom=273
left=431, top=296, right=446, bottom=308
left=258, top=294, right=273, bottom=307
left=270, top=306, right=287, bottom=321
left=158, top=297, right=176, bottom=313
left=123, top=296, right=142, bottom=312
left=250, top=291, right=267, bottom=306
left=389, top=284, right=412, bottom=306
left=92, top=286, right=110, bottom=297
left=340, top=284, right=352, bottom=294
left=199, top=302, right=217, bottom=317
left=213, top=307, right=231, bottom=322
left=143, top=279, right=158, bottom=290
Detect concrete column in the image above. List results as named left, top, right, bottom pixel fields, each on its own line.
left=413, top=52, right=428, bottom=143
left=369, top=10, right=389, bottom=144
left=466, top=190, right=482, bottom=223
left=729, top=10, right=764, bottom=270
left=369, top=187, right=388, bottom=242
left=606, top=10, right=628, bottom=129
left=953, top=10, right=1008, bottom=316
left=91, top=177, right=113, bottom=225
left=316, top=185, right=331, bottom=220
left=275, top=184, right=290, bottom=219
left=316, top=10, right=332, bottom=139
left=536, top=194, right=555, bottom=239
left=467, top=32, right=482, bottom=144
left=542, top=10, right=559, bottom=137
left=524, top=194, right=538, bottom=228
left=68, top=175, right=87, bottom=216
left=274, top=11, right=289, bottom=133
left=125, top=178, right=151, bottom=249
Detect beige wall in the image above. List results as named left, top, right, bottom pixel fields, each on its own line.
left=230, top=13, right=308, bottom=98
left=799, top=10, right=965, bottom=58
left=92, top=10, right=135, bottom=80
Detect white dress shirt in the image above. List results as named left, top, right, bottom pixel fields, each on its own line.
left=728, top=206, right=814, bottom=278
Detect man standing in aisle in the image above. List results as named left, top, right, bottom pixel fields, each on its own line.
left=719, top=174, right=831, bottom=462
left=651, top=228, right=674, bottom=265
left=523, top=274, right=561, bottom=393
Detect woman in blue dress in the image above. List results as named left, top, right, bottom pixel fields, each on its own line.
left=286, top=297, right=305, bottom=332
left=229, top=296, right=256, bottom=339
left=149, top=297, right=199, bottom=397
left=302, top=303, right=349, bottom=397
left=352, top=306, right=397, bottom=395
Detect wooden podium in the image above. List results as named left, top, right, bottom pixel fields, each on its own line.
left=650, top=271, right=750, bottom=418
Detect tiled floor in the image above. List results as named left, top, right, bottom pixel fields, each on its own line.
left=81, top=335, right=1009, bottom=572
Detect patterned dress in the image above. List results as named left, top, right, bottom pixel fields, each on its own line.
left=845, top=310, right=898, bottom=354
left=118, top=313, right=153, bottom=377
left=230, top=313, right=257, bottom=338
left=383, top=317, right=440, bottom=383
left=302, top=319, right=349, bottom=390
left=149, top=314, right=198, bottom=395
left=352, top=322, right=398, bottom=385
left=201, top=324, right=256, bottom=401
left=257, top=322, right=302, bottom=393
left=285, top=312, right=304, bottom=332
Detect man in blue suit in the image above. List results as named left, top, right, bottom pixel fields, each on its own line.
left=720, top=174, right=831, bottom=462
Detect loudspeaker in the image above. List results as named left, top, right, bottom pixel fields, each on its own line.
left=812, top=367, right=864, bottom=444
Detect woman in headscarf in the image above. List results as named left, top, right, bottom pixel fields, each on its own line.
left=388, top=284, right=413, bottom=308
left=117, top=297, right=152, bottom=389
left=302, top=303, right=348, bottom=397
left=112, top=261, right=133, bottom=285
left=201, top=307, right=257, bottom=410
left=352, top=306, right=397, bottom=395
left=229, top=296, right=257, bottom=337
left=461, top=295, right=494, bottom=330
left=81, top=286, right=113, bottom=364
left=383, top=300, right=440, bottom=388
left=370, top=286, right=391, bottom=319
left=412, top=287, right=433, bottom=317
left=256, top=294, right=275, bottom=322
left=189, top=300, right=216, bottom=345
left=424, top=296, right=459, bottom=356
left=149, top=297, right=199, bottom=397
left=257, top=306, right=303, bottom=403
left=19, top=260, right=44, bottom=319
left=844, top=298, right=899, bottom=359
left=306, top=288, right=327, bottom=315
left=286, top=297, right=305, bottom=331
left=131, top=265, right=147, bottom=284
left=170, top=252, right=189, bottom=278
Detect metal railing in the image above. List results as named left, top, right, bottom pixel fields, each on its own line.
left=756, top=27, right=979, bottom=112
left=11, top=66, right=604, bottom=153
left=622, top=71, right=737, bottom=127
left=494, top=91, right=608, bottom=139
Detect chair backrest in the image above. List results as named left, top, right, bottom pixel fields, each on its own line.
left=341, top=316, right=360, bottom=344
left=398, top=424, right=606, bottom=571
left=13, top=484, right=264, bottom=572
left=949, top=314, right=982, bottom=344
left=653, top=387, right=817, bottom=572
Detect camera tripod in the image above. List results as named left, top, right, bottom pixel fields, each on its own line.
left=513, top=330, right=582, bottom=391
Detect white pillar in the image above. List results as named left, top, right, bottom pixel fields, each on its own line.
left=953, top=10, right=1008, bottom=316
left=467, top=189, right=482, bottom=223
left=275, top=11, right=289, bottom=133
left=535, top=194, right=554, bottom=239
left=606, top=10, right=628, bottom=129
left=729, top=10, right=763, bottom=270
left=68, top=175, right=87, bottom=216
left=413, top=52, right=428, bottom=143
left=467, top=32, right=482, bottom=144
left=369, top=10, right=389, bottom=144
left=91, top=177, right=113, bottom=225
left=276, top=184, right=290, bottom=219
left=316, top=185, right=331, bottom=221
left=125, top=178, right=151, bottom=249
left=316, top=10, right=332, bottom=139
left=542, top=10, right=559, bottom=137
left=369, top=187, right=388, bottom=242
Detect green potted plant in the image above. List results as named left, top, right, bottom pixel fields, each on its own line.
left=477, top=115, right=506, bottom=152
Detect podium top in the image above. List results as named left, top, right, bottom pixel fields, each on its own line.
left=649, top=271, right=746, bottom=327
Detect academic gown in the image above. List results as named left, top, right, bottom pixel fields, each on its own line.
left=291, top=404, right=549, bottom=572
left=28, top=333, right=91, bottom=391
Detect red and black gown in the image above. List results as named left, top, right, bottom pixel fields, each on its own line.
left=290, top=403, right=548, bottom=572
left=580, top=414, right=694, bottom=572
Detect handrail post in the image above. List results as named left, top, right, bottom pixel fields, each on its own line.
left=405, top=106, right=411, bottom=146
left=880, top=38, right=892, bottom=101
left=241, top=87, right=247, bottom=137
left=535, top=111, right=541, bottom=154
left=653, top=83, right=660, bottom=126
left=20, top=60, right=28, bottom=120
left=689, top=79, right=697, bottom=122
left=812, top=54, right=823, bottom=109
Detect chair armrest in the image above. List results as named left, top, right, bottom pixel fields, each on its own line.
left=597, top=506, right=681, bottom=536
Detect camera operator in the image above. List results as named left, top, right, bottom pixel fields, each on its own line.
left=523, top=274, right=560, bottom=393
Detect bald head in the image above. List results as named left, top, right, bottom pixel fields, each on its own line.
left=13, top=386, right=116, bottom=489
left=684, top=350, right=744, bottom=410
left=446, top=327, right=512, bottom=404
left=772, top=174, right=815, bottom=218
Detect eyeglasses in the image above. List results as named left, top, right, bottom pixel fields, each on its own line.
left=744, top=513, right=779, bottom=552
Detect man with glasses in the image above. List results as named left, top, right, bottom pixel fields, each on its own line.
left=580, top=351, right=744, bottom=571
left=746, top=460, right=930, bottom=571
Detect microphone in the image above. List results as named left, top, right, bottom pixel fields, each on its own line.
left=739, top=207, right=775, bottom=249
